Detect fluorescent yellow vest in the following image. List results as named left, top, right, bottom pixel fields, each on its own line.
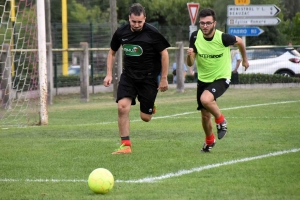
left=195, top=30, right=231, bottom=82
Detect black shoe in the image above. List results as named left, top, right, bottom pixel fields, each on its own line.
left=201, top=141, right=216, bottom=152
left=216, top=119, right=227, bottom=139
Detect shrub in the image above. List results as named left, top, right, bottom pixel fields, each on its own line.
left=52, top=73, right=300, bottom=88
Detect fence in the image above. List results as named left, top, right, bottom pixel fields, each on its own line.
left=1, top=43, right=300, bottom=117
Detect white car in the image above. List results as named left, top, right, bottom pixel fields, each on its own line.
left=237, top=46, right=300, bottom=77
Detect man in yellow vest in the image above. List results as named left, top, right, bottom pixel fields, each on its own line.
left=187, top=8, right=249, bottom=152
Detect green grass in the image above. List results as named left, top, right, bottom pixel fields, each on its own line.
left=1, top=87, right=300, bottom=200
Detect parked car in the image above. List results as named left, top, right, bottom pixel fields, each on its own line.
left=68, top=65, right=91, bottom=75
left=237, top=46, right=300, bottom=77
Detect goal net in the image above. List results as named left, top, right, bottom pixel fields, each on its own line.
left=0, top=0, right=48, bottom=127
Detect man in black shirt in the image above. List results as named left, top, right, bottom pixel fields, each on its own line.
left=103, top=3, right=170, bottom=154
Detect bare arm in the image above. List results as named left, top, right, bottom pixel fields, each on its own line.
left=103, top=49, right=116, bottom=87
left=158, top=49, right=169, bottom=92
left=234, top=36, right=249, bottom=71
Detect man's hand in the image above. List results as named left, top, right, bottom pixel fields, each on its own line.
left=103, top=75, right=112, bottom=87
left=242, top=59, right=249, bottom=71
left=158, top=77, right=168, bottom=92
left=186, top=48, right=195, bottom=67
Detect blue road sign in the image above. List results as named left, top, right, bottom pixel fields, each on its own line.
left=228, top=27, right=264, bottom=36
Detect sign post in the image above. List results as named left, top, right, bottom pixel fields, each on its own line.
left=187, top=2, right=200, bottom=38
left=227, top=3, right=281, bottom=45
left=233, top=1, right=251, bottom=45
left=227, top=17, right=281, bottom=26
left=227, top=5, right=281, bottom=17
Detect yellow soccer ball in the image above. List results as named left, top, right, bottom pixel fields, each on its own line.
left=88, top=168, right=114, bottom=194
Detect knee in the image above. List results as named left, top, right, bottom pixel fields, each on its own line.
left=200, top=96, right=208, bottom=106
left=200, top=93, right=213, bottom=106
left=141, top=117, right=151, bottom=122
left=118, top=103, right=130, bottom=115
left=140, top=113, right=152, bottom=122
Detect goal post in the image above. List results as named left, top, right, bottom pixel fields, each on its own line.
left=37, top=0, right=48, bottom=125
left=0, top=0, right=48, bottom=127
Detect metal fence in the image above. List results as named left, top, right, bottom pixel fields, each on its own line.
left=50, top=23, right=300, bottom=79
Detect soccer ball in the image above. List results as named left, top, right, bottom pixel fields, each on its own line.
left=88, top=168, right=114, bottom=194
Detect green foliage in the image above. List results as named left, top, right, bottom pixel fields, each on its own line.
left=2, top=0, right=300, bottom=51
left=290, top=13, right=300, bottom=44
left=54, top=75, right=104, bottom=87
left=51, top=0, right=110, bottom=23
left=46, top=0, right=300, bottom=46
left=239, top=74, right=300, bottom=84
left=52, top=74, right=300, bottom=88
left=280, top=0, right=300, bottom=21
left=69, top=0, right=108, bottom=23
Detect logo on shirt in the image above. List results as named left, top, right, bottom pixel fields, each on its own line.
left=123, top=44, right=143, bottom=56
left=198, top=53, right=223, bottom=59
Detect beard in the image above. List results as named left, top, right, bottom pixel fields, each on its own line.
left=201, top=26, right=215, bottom=37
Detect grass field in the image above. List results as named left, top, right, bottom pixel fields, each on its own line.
left=1, top=87, right=300, bottom=200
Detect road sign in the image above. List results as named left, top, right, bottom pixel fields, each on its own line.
left=227, top=17, right=281, bottom=26
left=187, top=3, right=200, bottom=25
left=227, top=5, right=281, bottom=17
left=235, top=0, right=250, bottom=5
left=228, top=27, right=264, bottom=36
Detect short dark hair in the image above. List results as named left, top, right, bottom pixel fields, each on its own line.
left=129, top=3, right=146, bottom=17
left=199, top=8, right=216, bottom=21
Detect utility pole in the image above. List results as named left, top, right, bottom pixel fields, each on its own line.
left=62, top=0, right=68, bottom=76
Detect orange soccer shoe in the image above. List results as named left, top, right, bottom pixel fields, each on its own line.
left=153, top=104, right=157, bottom=114
left=111, top=144, right=132, bottom=155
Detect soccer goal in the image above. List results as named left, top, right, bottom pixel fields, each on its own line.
left=0, top=0, right=48, bottom=127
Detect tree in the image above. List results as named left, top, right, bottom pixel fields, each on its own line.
left=115, top=0, right=212, bottom=26
left=50, top=0, right=109, bottom=23
left=290, top=12, right=300, bottom=45
left=46, top=0, right=299, bottom=46
left=280, top=0, right=300, bottom=21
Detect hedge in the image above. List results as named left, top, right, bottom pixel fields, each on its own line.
left=11, top=73, right=300, bottom=90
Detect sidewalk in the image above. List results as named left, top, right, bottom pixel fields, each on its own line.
left=54, top=82, right=300, bottom=95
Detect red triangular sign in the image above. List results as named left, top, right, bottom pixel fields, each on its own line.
left=187, top=3, right=200, bottom=25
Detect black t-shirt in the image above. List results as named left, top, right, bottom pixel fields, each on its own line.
left=189, top=30, right=237, bottom=53
left=111, top=23, right=170, bottom=79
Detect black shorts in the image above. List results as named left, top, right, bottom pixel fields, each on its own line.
left=117, top=73, right=158, bottom=114
left=197, top=79, right=230, bottom=110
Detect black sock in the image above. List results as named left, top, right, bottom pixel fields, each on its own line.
left=121, top=136, right=130, bottom=140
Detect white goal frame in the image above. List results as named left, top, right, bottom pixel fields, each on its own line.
left=37, top=0, right=48, bottom=125
left=0, top=0, right=48, bottom=127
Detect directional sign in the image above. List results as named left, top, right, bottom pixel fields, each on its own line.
left=187, top=3, right=200, bottom=25
left=235, top=0, right=250, bottom=5
left=227, top=17, right=281, bottom=26
left=227, top=5, right=281, bottom=17
left=228, top=27, right=264, bottom=36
